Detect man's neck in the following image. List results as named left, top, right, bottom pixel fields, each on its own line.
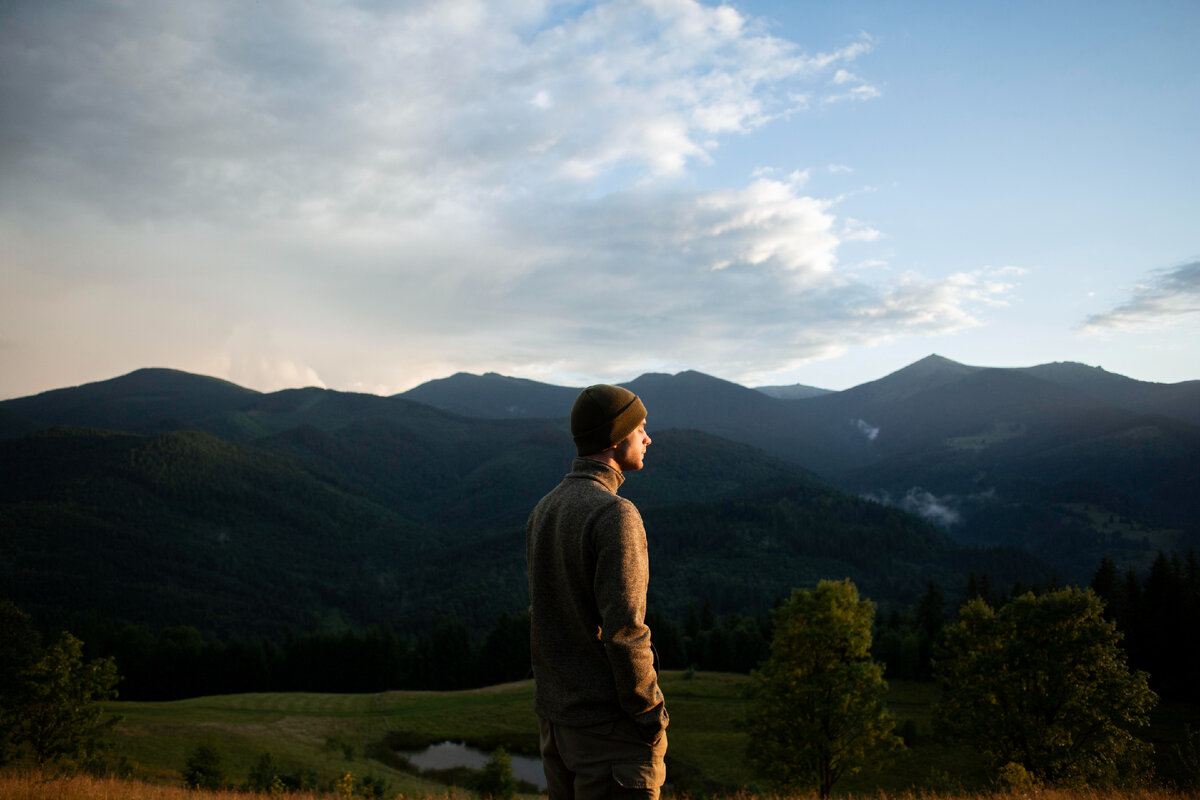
left=580, top=454, right=622, bottom=474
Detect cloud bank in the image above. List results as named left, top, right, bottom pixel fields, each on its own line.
left=1080, top=261, right=1200, bottom=333
left=1, top=0, right=1009, bottom=395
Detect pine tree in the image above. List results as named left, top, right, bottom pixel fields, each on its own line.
left=1090, top=557, right=1125, bottom=623
left=183, top=743, right=225, bottom=790
left=478, top=747, right=518, bottom=800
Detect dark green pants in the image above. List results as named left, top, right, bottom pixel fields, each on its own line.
left=538, top=716, right=667, bottom=800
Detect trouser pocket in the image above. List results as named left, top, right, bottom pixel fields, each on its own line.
left=612, top=759, right=666, bottom=790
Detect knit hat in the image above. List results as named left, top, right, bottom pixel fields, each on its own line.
left=571, top=384, right=647, bottom=456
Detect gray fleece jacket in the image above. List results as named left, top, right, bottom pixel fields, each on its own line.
left=526, top=457, right=668, bottom=737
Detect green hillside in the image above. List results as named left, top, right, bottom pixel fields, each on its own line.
left=0, top=420, right=1042, bottom=646
left=839, top=403, right=1200, bottom=572
left=394, top=359, right=1200, bottom=582
left=74, top=675, right=1200, bottom=796
left=93, top=674, right=980, bottom=795
left=0, top=427, right=426, bottom=635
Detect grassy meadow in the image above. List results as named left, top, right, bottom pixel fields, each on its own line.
left=6, top=672, right=1197, bottom=799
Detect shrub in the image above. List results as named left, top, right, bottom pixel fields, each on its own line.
left=182, top=743, right=224, bottom=790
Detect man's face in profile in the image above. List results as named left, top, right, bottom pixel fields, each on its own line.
left=612, top=419, right=651, bottom=472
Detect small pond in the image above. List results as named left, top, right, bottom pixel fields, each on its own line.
left=398, top=741, right=546, bottom=791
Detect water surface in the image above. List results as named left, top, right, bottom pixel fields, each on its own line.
left=399, top=741, right=547, bottom=791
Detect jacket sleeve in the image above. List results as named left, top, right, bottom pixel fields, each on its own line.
left=592, top=499, right=669, bottom=737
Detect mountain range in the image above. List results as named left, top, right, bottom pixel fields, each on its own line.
left=1, top=355, right=1196, bottom=638
left=405, top=356, right=1200, bottom=562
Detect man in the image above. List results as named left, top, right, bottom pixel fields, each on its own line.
left=526, top=384, right=668, bottom=800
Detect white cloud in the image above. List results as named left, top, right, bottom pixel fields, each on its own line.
left=863, top=487, right=961, bottom=528
left=855, top=418, right=880, bottom=441
left=864, top=486, right=1000, bottom=529
left=849, top=267, right=1020, bottom=332
left=825, top=83, right=882, bottom=103
left=0, top=0, right=1007, bottom=397
left=0, top=0, right=879, bottom=223
left=217, top=326, right=328, bottom=392
left=1079, top=260, right=1200, bottom=333
left=899, top=488, right=961, bottom=527
left=841, top=218, right=882, bottom=242
left=822, top=44, right=882, bottom=104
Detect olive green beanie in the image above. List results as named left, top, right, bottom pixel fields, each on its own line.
left=571, top=384, right=647, bottom=456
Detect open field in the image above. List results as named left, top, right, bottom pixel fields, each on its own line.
left=100, top=680, right=541, bottom=796
left=101, top=671, right=840, bottom=793
left=24, top=672, right=1200, bottom=798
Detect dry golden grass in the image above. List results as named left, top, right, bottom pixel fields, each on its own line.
left=724, top=790, right=1197, bottom=800
left=1, top=773, right=1197, bottom=800
left=0, top=771, right=458, bottom=800
left=1, top=772, right=272, bottom=800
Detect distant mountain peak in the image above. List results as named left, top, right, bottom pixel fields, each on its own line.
left=835, top=354, right=980, bottom=405
left=911, top=353, right=972, bottom=370
left=883, top=354, right=979, bottom=382
left=23, top=367, right=259, bottom=400
left=626, top=369, right=737, bottom=387
left=0, top=367, right=261, bottom=438
left=754, top=382, right=833, bottom=400
left=1023, top=361, right=1130, bottom=380
left=400, top=371, right=578, bottom=419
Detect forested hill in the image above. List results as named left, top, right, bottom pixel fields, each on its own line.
left=2, top=357, right=1196, bottom=642
left=2, top=393, right=1046, bottom=642
left=398, top=357, right=1200, bottom=575
left=0, top=426, right=427, bottom=634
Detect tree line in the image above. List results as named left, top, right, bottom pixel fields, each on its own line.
left=24, top=548, right=1193, bottom=702
left=867, top=549, right=1200, bottom=703
left=1090, top=550, right=1200, bottom=702
left=72, top=604, right=767, bottom=700
left=74, top=612, right=532, bottom=700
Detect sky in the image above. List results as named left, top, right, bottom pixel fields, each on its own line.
left=2, top=0, right=1198, bottom=399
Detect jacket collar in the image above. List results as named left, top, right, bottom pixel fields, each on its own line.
left=570, top=456, right=625, bottom=493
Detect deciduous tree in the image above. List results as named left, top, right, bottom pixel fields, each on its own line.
left=12, top=630, right=120, bottom=768
left=0, top=601, right=41, bottom=764
left=934, top=587, right=1156, bottom=787
left=747, top=579, right=902, bottom=798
